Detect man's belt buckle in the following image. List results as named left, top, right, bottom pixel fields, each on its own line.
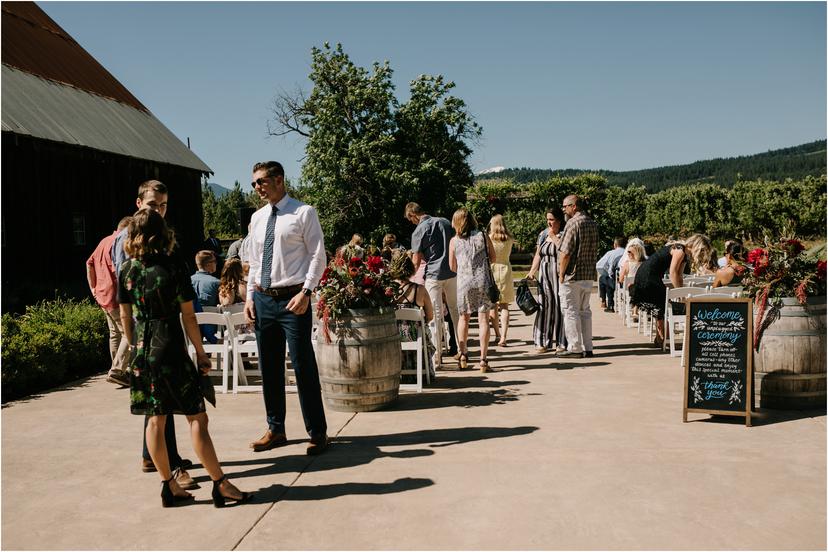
left=258, top=284, right=302, bottom=298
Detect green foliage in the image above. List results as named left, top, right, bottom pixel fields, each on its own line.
left=476, top=140, right=826, bottom=192
left=2, top=298, right=109, bottom=402
left=201, top=182, right=262, bottom=239
left=270, top=43, right=480, bottom=249
left=467, top=174, right=826, bottom=255
left=503, top=208, right=544, bottom=253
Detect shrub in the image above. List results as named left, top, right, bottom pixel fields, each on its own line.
left=2, top=297, right=109, bottom=402
left=503, top=208, right=545, bottom=253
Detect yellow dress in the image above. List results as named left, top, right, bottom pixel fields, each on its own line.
left=490, top=238, right=515, bottom=304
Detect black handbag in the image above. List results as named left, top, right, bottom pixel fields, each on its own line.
left=516, top=280, right=540, bottom=315
left=482, top=235, right=501, bottom=304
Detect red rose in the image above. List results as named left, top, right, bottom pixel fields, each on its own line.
left=362, top=276, right=375, bottom=287
left=349, top=256, right=363, bottom=268
left=817, top=260, right=827, bottom=281
left=366, top=256, right=384, bottom=273
left=319, top=267, right=331, bottom=285
left=747, top=248, right=767, bottom=266
left=348, top=267, right=359, bottom=277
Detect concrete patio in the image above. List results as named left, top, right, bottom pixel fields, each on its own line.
left=2, top=293, right=825, bottom=550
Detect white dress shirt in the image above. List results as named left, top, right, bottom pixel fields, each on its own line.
left=246, top=194, right=326, bottom=301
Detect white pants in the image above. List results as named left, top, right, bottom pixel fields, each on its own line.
left=559, top=280, right=593, bottom=354
left=104, top=307, right=130, bottom=374
left=424, top=277, right=459, bottom=366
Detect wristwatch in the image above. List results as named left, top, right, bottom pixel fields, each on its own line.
left=301, top=288, right=312, bottom=297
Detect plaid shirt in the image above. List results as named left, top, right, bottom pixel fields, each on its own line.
left=558, top=211, right=599, bottom=282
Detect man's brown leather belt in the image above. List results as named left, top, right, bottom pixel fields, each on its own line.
left=256, top=284, right=304, bottom=298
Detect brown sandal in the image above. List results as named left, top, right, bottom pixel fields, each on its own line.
left=458, top=353, right=468, bottom=370
left=479, top=359, right=490, bottom=373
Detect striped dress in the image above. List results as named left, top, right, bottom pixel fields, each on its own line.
left=532, top=230, right=567, bottom=350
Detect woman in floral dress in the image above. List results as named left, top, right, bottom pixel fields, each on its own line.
left=448, top=208, right=497, bottom=372
left=119, top=209, right=252, bottom=508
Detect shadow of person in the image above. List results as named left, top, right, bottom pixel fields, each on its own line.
left=211, top=425, right=540, bottom=486
left=428, top=376, right=530, bottom=390
left=252, top=477, right=435, bottom=503
left=392, top=388, right=529, bottom=410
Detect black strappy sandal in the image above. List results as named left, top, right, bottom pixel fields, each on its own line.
left=160, top=475, right=194, bottom=508
left=211, top=475, right=254, bottom=508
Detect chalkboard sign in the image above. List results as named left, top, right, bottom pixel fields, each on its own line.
left=683, top=297, right=753, bottom=426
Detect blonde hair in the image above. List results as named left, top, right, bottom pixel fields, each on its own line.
left=124, top=209, right=176, bottom=259
left=349, top=233, right=363, bottom=247
left=488, top=214, right=512, bottom=242
left=683, top=233, right=713, bottom=273
left=451, top=208, right=477, bottom=238
left=627, top=242, right=645, bottom=263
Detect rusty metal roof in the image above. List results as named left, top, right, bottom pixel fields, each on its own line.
left=2, top=2, right=147, bottom=112
left=3, top=65, right=211, bottom=172
left=1, top=2, right=210, bottom=173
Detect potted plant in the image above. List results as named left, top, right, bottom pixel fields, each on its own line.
left=741, top=238, right=826, bottom=409
left=314, top=253, right=402, bottom=412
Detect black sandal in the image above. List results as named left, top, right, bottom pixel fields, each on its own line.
left=160, top=475, right=194, bottom=508
left=212, top=475, right=254, bottom=508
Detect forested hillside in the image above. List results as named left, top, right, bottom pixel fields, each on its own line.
left=477, top=140, right=826, bottom=192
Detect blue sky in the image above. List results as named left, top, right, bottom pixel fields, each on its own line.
left=41, top=1, right=826, bottom=188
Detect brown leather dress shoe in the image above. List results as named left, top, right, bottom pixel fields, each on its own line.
left=174, top=468, right=198, bottom=490
left=250, top=430, right=287, bottom=452
left=306, top=434, right=328, bottom=456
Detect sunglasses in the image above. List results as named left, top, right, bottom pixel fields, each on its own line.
left=251, top=175, right=280, bottom=189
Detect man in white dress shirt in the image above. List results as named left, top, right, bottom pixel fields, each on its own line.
left=244, top=161, right=329, bottom=455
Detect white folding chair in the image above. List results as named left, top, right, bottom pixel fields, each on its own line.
left=665, top=287, right=707, bottom=357
left=220, top=302, right=245, bottom=314
left=396, top=307, right=429, bottom=392
left=202, top=305, right=221, bottom=313
left=227, top=311, right=261, bottom=393
left=181, top=311, right=231, bottom=393
left=705, top=286, right=743, bottom=297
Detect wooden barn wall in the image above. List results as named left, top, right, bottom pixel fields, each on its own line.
left=1, top=133, right=206, bottom=312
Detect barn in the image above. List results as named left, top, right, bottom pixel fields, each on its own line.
left=1, top=2, right=212, bottom=312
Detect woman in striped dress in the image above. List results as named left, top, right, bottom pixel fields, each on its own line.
left=526, top=207, right=567, bottom=354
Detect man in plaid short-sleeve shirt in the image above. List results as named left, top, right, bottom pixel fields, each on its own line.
left=557, top=194, right=599, bottom=357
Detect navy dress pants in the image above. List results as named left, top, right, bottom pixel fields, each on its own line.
left=599, top=274, right=616, bottom=310
left=254, top=291, right=327, bottom=438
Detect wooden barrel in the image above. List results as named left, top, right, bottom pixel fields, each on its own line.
left=754, top=296, right=826, bottom=410
left=315, top=307, right=401, bottom=412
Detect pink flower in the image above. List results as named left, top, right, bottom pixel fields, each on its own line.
left=795, top=281, right=809, bottom=304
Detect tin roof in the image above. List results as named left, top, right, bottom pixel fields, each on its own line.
left=3, top=65, right=212, bottom=173
left=1, top=2, right=211, bottom=173
left=2, top=2, right=147, bottom=112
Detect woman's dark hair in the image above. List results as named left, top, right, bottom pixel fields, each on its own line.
left=124, top=209, right=175, bottom=258
left=726, top=242, right=745, bottom=261
left=546, top=207, right=566, bottom=231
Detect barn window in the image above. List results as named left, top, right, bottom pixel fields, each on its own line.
left=72, top=214, right=86, bottom=246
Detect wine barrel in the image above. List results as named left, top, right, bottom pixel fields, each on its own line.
left=315, top=307, right=401, bottom=412
left=754, top=296, right=826, bottom=410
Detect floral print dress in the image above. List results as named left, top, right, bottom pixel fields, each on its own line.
left=454, top=230, right=495, bottom=314
left=118, top=254, right=206, bottom=416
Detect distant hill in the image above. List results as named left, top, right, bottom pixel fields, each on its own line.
left=205, top=182, right=232, bottom=197
left=476, top=140, right=827, bottom=192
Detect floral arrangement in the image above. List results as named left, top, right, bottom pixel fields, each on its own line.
left=740, top=238, right=826, bottom=349
left=315, top=253, right=399, bottom=343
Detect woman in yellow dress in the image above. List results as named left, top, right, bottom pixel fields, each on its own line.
left=488, top=214, right=515, bottom=347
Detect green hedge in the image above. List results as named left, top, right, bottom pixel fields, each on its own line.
left=2, top=298, right=109, bottom=402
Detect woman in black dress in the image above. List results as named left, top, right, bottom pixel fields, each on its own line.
left=119, top=210, right=252, bottom=508
left=630, top=233, right=713, bottom=346
left=527, top=207, right=568, bottom=354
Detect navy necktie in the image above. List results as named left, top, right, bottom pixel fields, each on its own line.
left=260, top=205, right=278, bottom=289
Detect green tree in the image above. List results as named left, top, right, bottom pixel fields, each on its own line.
left=269, top=43, right=480, bottom=249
